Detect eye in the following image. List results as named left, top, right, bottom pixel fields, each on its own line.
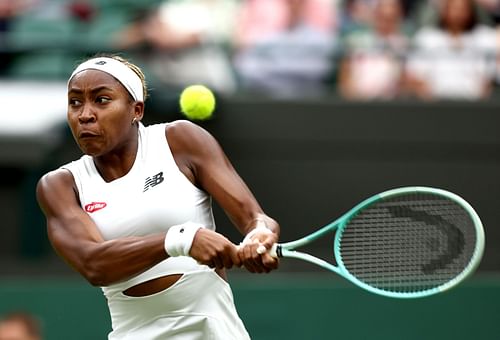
left=69, top=98, right=82, bottom=106
left=96, top=96, right=111, bottom=104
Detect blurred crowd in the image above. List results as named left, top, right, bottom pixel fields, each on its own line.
left=1, top=0, right=500, bottom=101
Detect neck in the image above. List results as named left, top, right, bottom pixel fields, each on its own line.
left=94, top=127, right=139, bottom=183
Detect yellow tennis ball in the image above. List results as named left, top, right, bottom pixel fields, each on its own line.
left=179, top=85, right=216, bottom=121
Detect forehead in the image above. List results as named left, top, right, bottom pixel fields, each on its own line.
left=68, top=69, right=125, bottom=93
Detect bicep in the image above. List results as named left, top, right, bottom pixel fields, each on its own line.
left=36, top=170, right=103, bottom=269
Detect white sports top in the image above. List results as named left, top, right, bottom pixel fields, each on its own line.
left=62, top=122, right=215, bottom=298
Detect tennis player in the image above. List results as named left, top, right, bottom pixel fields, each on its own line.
left=36, top=54, right=280, bottom=339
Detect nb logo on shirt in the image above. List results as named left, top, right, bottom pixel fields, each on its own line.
left=143, top=172, right=164, bottom=192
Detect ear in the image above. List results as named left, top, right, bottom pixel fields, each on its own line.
left=132, top=101, right=145, bottom=123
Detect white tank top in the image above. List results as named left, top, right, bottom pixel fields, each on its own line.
left=62, top=122, right=215, bottom=298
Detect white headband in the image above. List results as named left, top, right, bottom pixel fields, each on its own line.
left=68, top=57, right=144, bottom=102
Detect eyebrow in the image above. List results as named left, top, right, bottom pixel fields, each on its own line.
left=68, top=86, right=114, bottom=95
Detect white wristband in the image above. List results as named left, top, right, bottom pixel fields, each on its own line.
left=164, top=222, right=204, bottom=257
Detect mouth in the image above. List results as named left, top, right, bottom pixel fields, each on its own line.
left=78, top=130, right=99, bottom=139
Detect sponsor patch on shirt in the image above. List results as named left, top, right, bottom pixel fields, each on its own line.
left=85, top=202, right=107, bottom=213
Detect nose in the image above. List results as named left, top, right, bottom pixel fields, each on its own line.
left=78, top=104, right=97, bottom=123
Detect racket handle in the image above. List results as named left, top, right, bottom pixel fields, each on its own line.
left=269, top=243, right=282, bottom=258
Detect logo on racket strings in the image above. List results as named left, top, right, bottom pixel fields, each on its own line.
left=387, top=206, right=465, bottom=274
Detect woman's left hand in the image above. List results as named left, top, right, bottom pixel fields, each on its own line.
left=238, top=228, right=279, bottom=273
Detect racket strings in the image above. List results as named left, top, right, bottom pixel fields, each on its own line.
left=338, top=193, right=477, bottom=293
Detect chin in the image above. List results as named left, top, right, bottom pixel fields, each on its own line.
left=78, top=142, right=104, bottom=157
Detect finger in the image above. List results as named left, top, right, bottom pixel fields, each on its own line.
left=249, top=244, right=266, bottom=273
left=261, top=253, right=279, bottom=270
left=212, top=254, right=223, bottom=269
left=204, top=259, right=216, bottom=268
left=224, top=245, right=240, bottom=269
left=246, top=240, right=270, bottom=273
left=251, top=242, right=277, bottom=271
left=260, top=234, right=278, bottom=250
left=237, top=245, right=254, bottom=272
left=252, top=243, right=277, bottom=273
left=231, top=247, right=242, bottom=268
left=242, top=247, right=258, bottom=273
left=256, top=244, right=267, bottom=255
left=221, top=255, right=233, bottom=269
left=242, top=243, right=262, bottom=273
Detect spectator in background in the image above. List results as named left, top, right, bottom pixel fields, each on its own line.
left=410, top=0, right=496, bottom=30
left=339, top=0, right=420, bottom=33
left=0, top=312, right=42, bottom=340
left=233, top=0, right=338, bottom=98
left=0, top=0, right=35, bottom=36
left=337, top=0, right=410, bottom=100
left=113, top=0, right=238, bottom=94
left=405, top=0, right=497, bottom=100
left=0, top=0, right=36, bottom=75
left=234, top=0, right=335, bottom=48
left=340, top=0, right=377, bottom=35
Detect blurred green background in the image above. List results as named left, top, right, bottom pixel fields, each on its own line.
left=1, top=273, right=499, bottom=340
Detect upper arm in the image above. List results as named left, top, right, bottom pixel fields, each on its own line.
left=36, top=169, right=104, bottom=273
left=166, top=120, right=272, bottom=234
left=37, top=169, right=171, bottom=286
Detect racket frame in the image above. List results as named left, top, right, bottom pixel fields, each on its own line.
left=271, top=186, right=485, bottom=298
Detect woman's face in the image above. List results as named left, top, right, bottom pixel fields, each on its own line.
left=373, top=0, right=403, bottom=34
left=442, top=0, right=473, bottom=32
left=67, top=70, right=139, bottom=157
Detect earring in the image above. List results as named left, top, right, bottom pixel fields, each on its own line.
left=132, top=117, right=137, bottom=125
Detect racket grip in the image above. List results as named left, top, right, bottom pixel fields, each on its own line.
left=269, top=244, right=281, bottom=258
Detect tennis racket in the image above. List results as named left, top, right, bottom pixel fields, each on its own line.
left=270, top=186, right=485, bottom=298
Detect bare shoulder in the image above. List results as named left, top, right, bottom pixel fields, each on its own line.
left=164, top=120, right=229, bottom=187
left=36, top=168, right=78, bottom=209
left=37, top=168, right=74, bottom=190
left=166, top=120, right=214, bottom=143
left=165, top=119, right=220, bottom=156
